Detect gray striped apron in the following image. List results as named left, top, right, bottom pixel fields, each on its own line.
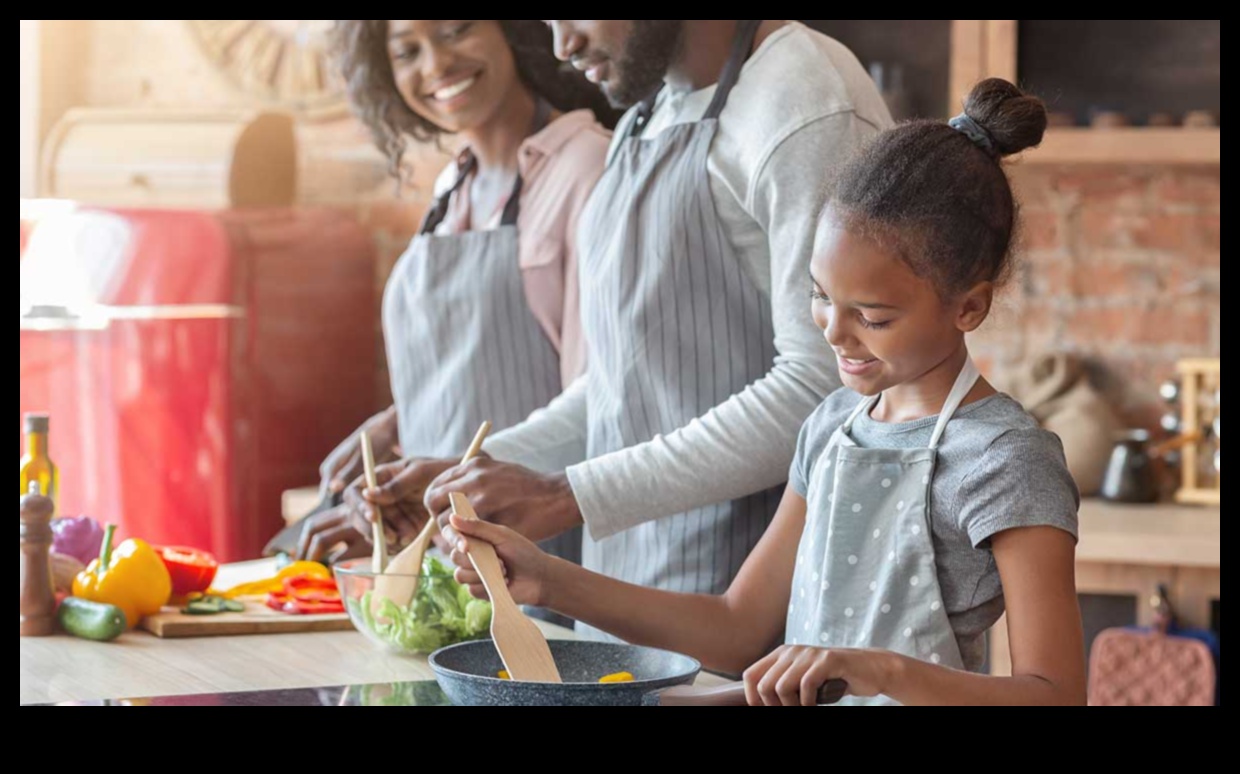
left=787, top=359, right=979, bottom=705
left=382, top=109, right=582, bottom=612
left=575, top=21, right=779, bottom=638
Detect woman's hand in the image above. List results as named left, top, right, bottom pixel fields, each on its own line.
left=742, top=645, right=896, bottom=706
left=293, top=504, right=372, bottom=563
left=319, top=407, right=400, bottom=496
left=446, top=513, right=555, bottom=608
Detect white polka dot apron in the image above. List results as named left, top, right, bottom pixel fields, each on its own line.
left=786, top=358, right=981, bottom=706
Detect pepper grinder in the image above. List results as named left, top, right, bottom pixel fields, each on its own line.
left=20, top=481, right=57, bottom=636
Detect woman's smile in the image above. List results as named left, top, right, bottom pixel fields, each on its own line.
left=424, top=70, right=483, bottom=109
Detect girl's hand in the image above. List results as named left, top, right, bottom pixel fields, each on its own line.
left=743, top=645, right=896, bottom=706
left=447, top=514, right=553, bottom=608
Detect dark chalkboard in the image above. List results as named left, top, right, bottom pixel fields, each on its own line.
left=802, top=20, right=951, bottom=119
left=1017, top=20, right=1220, bottom=126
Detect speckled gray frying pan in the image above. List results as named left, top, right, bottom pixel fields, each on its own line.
left=429, top=640, right=847, bottom=706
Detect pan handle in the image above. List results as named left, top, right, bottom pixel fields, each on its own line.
left=648, top=679, right=848, bottom=706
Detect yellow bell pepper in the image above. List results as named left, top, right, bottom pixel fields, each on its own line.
left=217, top=560, right=331, bottom=599
left=72, top=524, right=172, bottom=629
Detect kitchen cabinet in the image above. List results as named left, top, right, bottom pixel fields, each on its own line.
left=973, top=20, right=1220, bottom=165
left=808, top=20, right=1220, bottom=165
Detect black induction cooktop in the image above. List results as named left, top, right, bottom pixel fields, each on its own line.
left=30, top=681, right=452, bottom=706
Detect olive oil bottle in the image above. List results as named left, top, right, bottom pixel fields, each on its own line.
left=19, top=413, right=58, bottom=504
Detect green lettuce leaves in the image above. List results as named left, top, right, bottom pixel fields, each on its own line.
left=353, top=556, right=492, bottom=654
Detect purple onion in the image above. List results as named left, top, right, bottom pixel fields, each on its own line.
left=49, top=515, right=106, bottom=564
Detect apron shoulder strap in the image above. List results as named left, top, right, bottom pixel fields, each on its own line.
left=929, top=357, right=982, bottom=449
left=628, top=20, right=764, bottom=138
left=424, top=98, right=554, bottom=233
left=419, top=154, right=478, bottom=235
left=703, top=20, right=763, bottom=121
left=499, top=97, right=552, bottom=227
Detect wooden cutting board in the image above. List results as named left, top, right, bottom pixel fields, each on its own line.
left=141, top=600, right=352, bottom=638
left=140, top=557, right=352, bottom=638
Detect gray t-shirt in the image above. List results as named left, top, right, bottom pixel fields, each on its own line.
left=789, top=389, right=1080, bottom=671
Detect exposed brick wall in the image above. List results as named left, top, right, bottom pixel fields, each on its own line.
left=973, top=165, right=1220, bottom=430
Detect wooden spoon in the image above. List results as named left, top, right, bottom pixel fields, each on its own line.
left=359, top=430, right=386, bottom=574
left=373, top=422, right=491, bottom=611
left=450, top=492, right=562, bottom=683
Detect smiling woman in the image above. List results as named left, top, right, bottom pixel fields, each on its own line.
left=333, top=20, right=617, bottom=177
left=292, top=24, right=614, bottom=626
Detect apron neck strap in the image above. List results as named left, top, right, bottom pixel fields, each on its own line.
left=629, top=20, right=764, bottom=138
left=842, top=393, right=879, bottom=433
left=840, top=356, right=982, bottom=449
left=499, top=97, right=553, bottom=227
left=420, top=97, right=553, bottom=234
left=928, top=357, right=981, bottom=449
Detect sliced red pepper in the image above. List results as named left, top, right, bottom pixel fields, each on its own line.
left=283, top=575, right=337, bottom=592
left=265, top=575, right=343, bottom=614
left=291, top=589, right=341, bottom=604
left=283, top=599, right=345, bottom=615
left=155, top=545, right=220, bottom=596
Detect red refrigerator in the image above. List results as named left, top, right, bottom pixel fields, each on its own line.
left=19, top=206, right=378, bottom=562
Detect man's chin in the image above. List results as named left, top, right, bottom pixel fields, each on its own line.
left=602, top=77, right=659, bottom=109
left=600, top=79, right=636, bottom=109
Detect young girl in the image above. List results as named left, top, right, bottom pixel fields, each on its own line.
left=448, top=78, right=1086, bottom=706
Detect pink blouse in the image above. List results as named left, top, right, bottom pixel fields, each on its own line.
left=433, top=109, right=610, bottom=388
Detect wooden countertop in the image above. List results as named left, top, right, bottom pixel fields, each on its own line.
left=1076, top=499, right=1220, bottom=569
left=20, top=560, right=728, bottom=705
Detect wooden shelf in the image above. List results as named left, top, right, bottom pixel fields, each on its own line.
left=1018, top=127, right=1220, bottom=166
left=1076, top=499, right=1220, bottom=569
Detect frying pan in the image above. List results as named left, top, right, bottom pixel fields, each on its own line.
left=429, top=640, right=847, bottom=706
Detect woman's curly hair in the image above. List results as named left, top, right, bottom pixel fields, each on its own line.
left=333, top=20, right=621, bottom=178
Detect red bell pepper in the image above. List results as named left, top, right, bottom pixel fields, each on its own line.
left=264, top=573, right=344, bottom=614
left=155, top=546, right=219, bottom=595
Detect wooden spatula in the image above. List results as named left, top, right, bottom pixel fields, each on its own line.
left=450, top=492, right=562, bottom=684
left=374, top=422, right=492, bottom=610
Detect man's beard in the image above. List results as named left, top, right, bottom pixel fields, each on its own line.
left=605, top=20, right=684, bottom=107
